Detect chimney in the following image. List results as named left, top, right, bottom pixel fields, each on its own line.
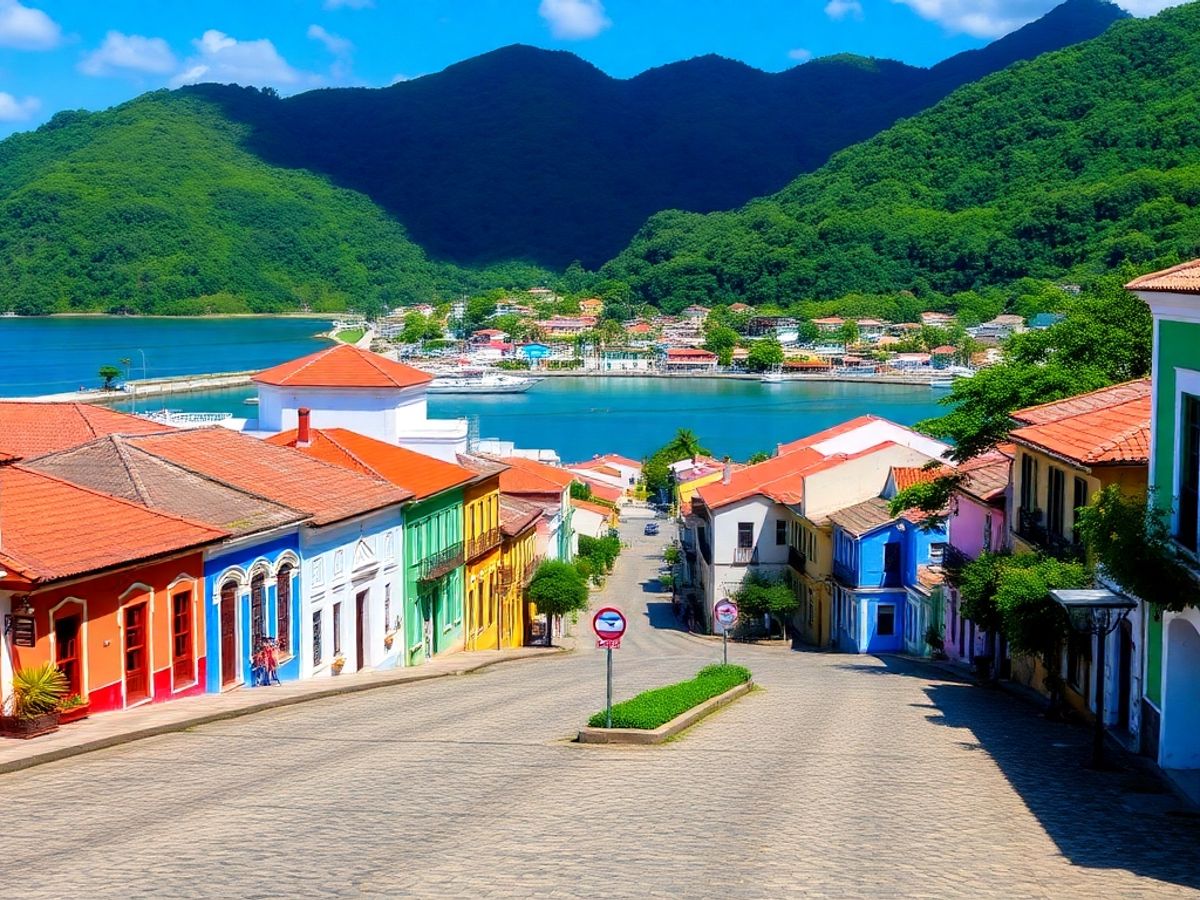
left=775, top=443, right=783, bottom=457
left=722, top=456, right=733, bottom=485
left=297, top=407, right=312, bottom=448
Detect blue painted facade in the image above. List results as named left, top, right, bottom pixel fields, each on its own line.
left=204, top=530, right=303, bottom=693
left=832, top=515, right=947, bottom=654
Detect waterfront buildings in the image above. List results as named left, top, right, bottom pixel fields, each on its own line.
left=488, top=456, right=576, bottom=563
left=661, top=348, right=718, bottom=372
left=0, top=401, right=166, bottom=461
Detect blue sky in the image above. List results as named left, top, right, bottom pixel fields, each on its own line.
left=0, top=0, right=1181, bottom=137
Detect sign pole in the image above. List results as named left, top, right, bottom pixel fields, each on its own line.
left=606, top=647, right=613, bottom=728
left=722, top=627, right=728, bottom=666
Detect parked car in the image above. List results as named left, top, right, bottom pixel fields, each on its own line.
left=644, top=522, right=660, bottom=536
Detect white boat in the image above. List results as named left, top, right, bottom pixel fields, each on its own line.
left=930, top=378, right=956, bottom=389
left=426, top=371, right=540, bottom=394
left=761, top=366, right=784, bottom=383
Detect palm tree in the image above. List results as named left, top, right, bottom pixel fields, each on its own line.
left=665, top=428, right=708, bottom=460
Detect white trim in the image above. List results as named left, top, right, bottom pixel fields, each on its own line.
left=166, top=576, right=200, bottom=693
left=214, top=577, right=244, bottom=690
left=1149, top=316, right=1160, bottom=488
left=47, top=596, right=88, bottom=699
left=212, top=566, right=248, bottom=603
left=1137, top=290, right=1200, bottom=325
left=271, top=550, right=300, bottom=576
left=1171, top=368, right=1200, bottom=538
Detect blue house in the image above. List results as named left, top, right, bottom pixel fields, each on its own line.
left=518, top=342, right=552, bottom=362
left=829, top=497, right=947, bottom=654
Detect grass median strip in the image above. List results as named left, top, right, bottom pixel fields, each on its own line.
left=588, top=664, right=752, bottom=730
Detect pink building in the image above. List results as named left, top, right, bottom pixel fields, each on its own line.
left=943, top=447, right=1012, bottom=666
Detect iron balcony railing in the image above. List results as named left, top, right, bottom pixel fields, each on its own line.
left=466, top=527, right=501, bottom=561
left=732, top=546, right=758, bottom=565
left=418, top=542, right=464, bottom=582
left=1016, top=508, right=1085, bottom=562
left=833, top=558, right=857, bottom=588
left=788, top=545, right=807, bottom=573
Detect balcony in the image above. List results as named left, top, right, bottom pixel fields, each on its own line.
left=418, top=542, right=464, bottom=582
left=833, top=558, right=857, bottom=588
left=788, top=545, right=807, bottom=573
left=466, top=527, right=501, bottom=561
left=1016, top=508, right=1085, bottom=562
left=732, top=546, right=758, bottom=565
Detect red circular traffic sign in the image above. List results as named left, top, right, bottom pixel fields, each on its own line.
left=592, top=606, right=627, bottom=640
left=714, top=600, right=739, bottom=628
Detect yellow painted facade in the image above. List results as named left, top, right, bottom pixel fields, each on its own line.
left=676, top=470, right=725, bottom=511
left=786, top=515, right=834, bottom=647
left=499, top=521, right=539, bottom=649
left=463, top=474, right=503, bottom=651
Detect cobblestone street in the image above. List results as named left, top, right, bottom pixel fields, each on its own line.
left=2, top=521, right=1197, bottom=898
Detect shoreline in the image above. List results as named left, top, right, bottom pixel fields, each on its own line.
left=5, top=367, right=948, bottom=405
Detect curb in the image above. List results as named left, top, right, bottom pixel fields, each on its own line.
left=0, top=647, right=567, bottom=776
left=577, top=680, right=753, bottom=745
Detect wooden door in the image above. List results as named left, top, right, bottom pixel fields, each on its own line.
left=355, top=591, right=367, bottom=671
left=124, top=603, right=150, bottom=705
left=53, top=614, right=83, bottom=698
left=172, top=591, right=193, bottom=685
left=220, top=595, right=238, bottom=686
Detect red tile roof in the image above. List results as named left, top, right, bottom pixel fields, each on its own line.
left=252, top=344, right=433, bottom=389
left=572, top=453, right=641, bottom=471
left=955, top=448, right=1013, bottom=503
left=665, top=348, right=717, bottom=359
left=890, top=465, right=947, bottom=492
left=930, top=345, right=957, bottom=355
left=698, top=447, right=826, bottom=509
left=1010, top=395, right=1150, bottom=466
left=1126, top=260, right=1200, bottom=294
left=267, top=427, right=472, bottom=500
left=500, top=495, right=542, bottom=537
left=571, top=498, right=615, bottom=518
left=0, top=401, right=169, bottom=461
left=777, top=416, right=880, bottom=454
left=495, top=457, right=574, bottom=495
left=1010, top=379, right=1151, bottom=426
left=0, top=466, right=225, bottom=585
left=129, top=427, right=410, bottom=525
left=574, top=477, right=623, bottom=503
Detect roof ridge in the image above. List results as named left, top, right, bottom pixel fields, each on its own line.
left=1090, top=420, right=1150, bottom=459
left=8, top=464, right=228, bottom=537
left=1011, top=379, right=1150, bottom=419
left=313, top=429, right=392, bottom=483
left=110, top=435, right=154, bottom=505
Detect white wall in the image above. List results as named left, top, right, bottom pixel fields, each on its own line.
left=705, top=496, right=789, bottom=632
left=803, top=446, right=935, bottom=521
left=1160, top=606, right=1200, bottom=769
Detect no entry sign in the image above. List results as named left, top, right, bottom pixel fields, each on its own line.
left=715, top=600, right=739, bottom=628
left=593, top=607, right=627, bottom=649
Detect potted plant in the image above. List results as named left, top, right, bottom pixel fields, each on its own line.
left=330, top=655, right=346, bottom=675
left=383, top=633, right=394, bottom=650
left=57, top=693, right=90, bottom=725
left=0, top=663, right=67, bottom=739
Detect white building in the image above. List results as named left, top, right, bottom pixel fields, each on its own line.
left=250, top=344, right=468, bottom=462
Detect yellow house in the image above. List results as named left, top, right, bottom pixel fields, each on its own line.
left=673, top=457, right=734, bottom=512
left=462, top=467, right=504, bottom=651
left=1005, top=380, right=1151, bottom=709
left=499, top=496, right=542, bottom=648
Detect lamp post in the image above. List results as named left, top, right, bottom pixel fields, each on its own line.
left=1050, top=588, right=1136, bottom=769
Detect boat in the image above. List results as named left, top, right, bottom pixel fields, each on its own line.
left=761, top=366, right=784, bottom=384
left=930, top=377, right=956, bottom=389
left=426, top=371, right=540, bottom=394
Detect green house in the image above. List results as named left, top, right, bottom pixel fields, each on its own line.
left=403, top=487, right=467, bottom=666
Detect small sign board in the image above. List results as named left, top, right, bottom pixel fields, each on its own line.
left=592, top=607, right=627, bottom=642
left=714, top=600, right=739, bottom=629
left=6, top=614, right=35, bottom=648
left=596, top=638, right=622, bottom=650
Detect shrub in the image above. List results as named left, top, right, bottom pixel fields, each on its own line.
left=587, top=663, right=751, bottom=729
left=528, top=560, right=589, bottom=618
left=10, top=663, right=67, bottom=719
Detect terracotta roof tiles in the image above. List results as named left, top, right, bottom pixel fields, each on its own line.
left=1010, top=379, right=1151, bottom=426
left=500, top=495, right=542, bottom=537
left=253, top=344, right=433, bottom=389
left=1010, top=394, right=1150, bottom=466
left=829, top=497, right=895, bottom=537
left=1126, top=260, right=1200, bottom=294
left=0, top=401, right=169, bottom=461
left=494, top=457, right=574, bottom=495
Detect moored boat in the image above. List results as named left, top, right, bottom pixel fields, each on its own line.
left=426, top=371, right=540, bottom=394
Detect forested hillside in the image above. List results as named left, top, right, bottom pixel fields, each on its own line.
left=187, top=0, right=1122, bottom=268
left=0, top=94, right=543, bottom=316
left=603, top=3, right=1200, bottom=311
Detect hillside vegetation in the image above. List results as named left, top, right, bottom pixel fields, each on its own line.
left=603, top=3, right=1200, bottom=311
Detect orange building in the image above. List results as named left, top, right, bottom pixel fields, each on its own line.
left=0, top=466, right=225, bottom=713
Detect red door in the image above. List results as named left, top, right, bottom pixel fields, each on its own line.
left=54, top=614, right=83, bottom=698
left=172, top=591, right=193, bottom=686
left=124, top=603, right=150, bottom=705
left=220, top=590, right=238, bottom=687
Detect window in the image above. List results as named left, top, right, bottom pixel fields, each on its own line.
left=737, top=523, right=753, bottom=548
left=1047, top=467, right=1066, bottom=537
left=1072, top=477, right=1089, bottom=543
left=929, top=542, right=945, bottom=565
left=983, top=513, right=993, bottom=552
left=332, top=602, right=342, bottom=656
left=775, top=519, right=786, bottom=545
left=877, top=604, right=896, bottom=637
left=276, top=564, right=292, bottom=655
left=1181, top=393, right=1200, bottom=551
left=1020, top=453, right=1038, bottom=515
left=312, top=611, right=322, bottom=666
left=883, top=542, right=901, bottom=584
left=250, top=572, right=266, bottom=650
left=172, top=591, right=192, bottom=683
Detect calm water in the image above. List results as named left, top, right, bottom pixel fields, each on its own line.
left=116, top=377, right=950, bottom=462
left=0, top=316, right=332, bottom=396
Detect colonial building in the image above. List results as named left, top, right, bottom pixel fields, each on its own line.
left=498, top=497, right=541, bottom=647
left=488, top=456, right=576, bottom=563
left=250, top=344, right=468, bottom=462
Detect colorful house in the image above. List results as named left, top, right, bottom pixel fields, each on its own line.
left=127, top=426, right=411, bottom=680
left=269, top=422, right=478, bottom=666
left=1127, top=262, right=1200, bottom=770
left=498, top=497, right=541, bottom=647
left=24, top=435, right=309, bottom=692
left=0, top=466, right=224, bottom=713
left=460, top=458, right=505, bottom=652
left=490, top=457, right=576, bottom=562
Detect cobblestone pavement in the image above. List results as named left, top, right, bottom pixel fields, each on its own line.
left=3, top=520, right=1198, bottom=898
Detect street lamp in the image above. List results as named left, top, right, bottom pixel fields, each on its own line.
left=1050, top=588, right=1136, bottom=769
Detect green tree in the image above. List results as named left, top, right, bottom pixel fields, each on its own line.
left=837, top=320, right=860, bottom=346
left=703, top=325, right=739, bottom=366
left=747, top=451, right=770, bottom=464
left=734, top=573, right=798, bottom=639
left=746, top=337, right=784, bottom=372
left=570, top=481, right=594, bottom=501
left=528, top=560, right=589, bottom=644
left=98, top=364, right=121, bottom=390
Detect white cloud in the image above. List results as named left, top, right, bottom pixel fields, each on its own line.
left=0, top=90, right=39, bottom=120
left=825, top=0, right=864, bottom=20
left=307, top=24, right=353, bottom=56
left=891, top=0, right=1187, bottom=39
left=788, top=47, right=813, bottom=61
left=323, top=0, right=373, bottom=8
left=538, top=0, right=611, bottom=40
left=80, top=32, right=177, bottom=77
left=170, top=30, right=302, bottom=88
left=0, top=0, right=59, bottom=50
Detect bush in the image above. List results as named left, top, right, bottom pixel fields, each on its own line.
left=10, top=663, right=67, bottom=719
left=587, top=663, right=751, bottom=729
left=528, top=560, right=589, bottom=618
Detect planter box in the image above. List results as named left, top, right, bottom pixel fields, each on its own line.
left=58, top=704, right=90, bottom=725
left=0, top=712, right=61, bottom=740
left=578, top=681, right=753, bottom=745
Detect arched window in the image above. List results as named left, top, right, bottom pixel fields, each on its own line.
left=250, top=572, right=266, bottom=650
left=276, top=563, right=293, bottom=655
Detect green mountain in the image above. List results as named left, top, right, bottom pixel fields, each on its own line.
left=0, top=93, right=543, bottom=316
left=603, top=2, right=1200, bottom=311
